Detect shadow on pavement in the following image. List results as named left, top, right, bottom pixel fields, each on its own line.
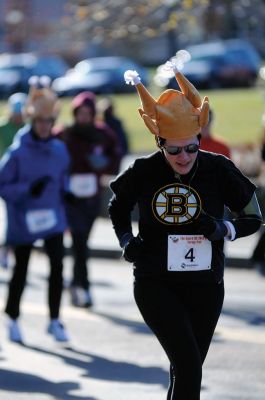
left=222, top=307, right=265, bottom=326
left=0, top=368, right=95, bottom=400
left=22, top=344, right=168, bottom=388
left=94, top=311, right=152, bottom=335
left=0, top=276, right=40, bottom=290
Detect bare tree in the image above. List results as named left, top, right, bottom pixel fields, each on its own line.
left=61, top=0, right=210, bottom=61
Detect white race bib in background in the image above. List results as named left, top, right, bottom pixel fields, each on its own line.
left=26, top=209, right=57, bottom=234
left=69, top=174, right=97, bottom=197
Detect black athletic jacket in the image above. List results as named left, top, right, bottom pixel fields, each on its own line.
left=109, top=150, right=261, bottom=283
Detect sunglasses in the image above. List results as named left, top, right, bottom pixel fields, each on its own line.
left=163, top=143, right=199, bottom=155
left=35, top=117, right=55, bottom=124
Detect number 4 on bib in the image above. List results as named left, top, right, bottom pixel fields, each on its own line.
left=167, top=235, right=212, bottom=271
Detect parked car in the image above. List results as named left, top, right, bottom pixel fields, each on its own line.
left=165, top=39, right=261, bottom=90
left=52, top=56, right=149, bottom=96
left=0, top=53, right=69, bottom=98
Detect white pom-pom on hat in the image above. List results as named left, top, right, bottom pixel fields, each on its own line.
left=39, top=75, right=51, bottom=88
left=28, top=75, right=39, bottom=87
left=162, top=60, right=179, bottom=74
left=28, top=75, right=51, bottom=89
left=124, top=70, right=141, bottom=85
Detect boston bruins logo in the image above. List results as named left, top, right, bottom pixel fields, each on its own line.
left=152, top=183, right=201, bottom=225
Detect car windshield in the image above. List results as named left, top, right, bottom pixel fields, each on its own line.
left=75, top=61, right=117, bottom=74
left=189, top=54, right=223, bottom=63
left=0, top=66, right=24, bottom=72
left=74, top=57, right=137, bottom=75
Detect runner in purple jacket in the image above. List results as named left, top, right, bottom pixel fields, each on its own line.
left=0, top=76, right=70, bottom=344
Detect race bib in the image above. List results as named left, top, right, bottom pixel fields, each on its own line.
left=69, top=174, right=97, bottom=197
left=26, top=209, right=57, bottom=234
left=167, top=235, right=212, bottom=272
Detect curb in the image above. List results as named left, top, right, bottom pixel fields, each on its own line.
left=226, top=256, right=252, bottom=269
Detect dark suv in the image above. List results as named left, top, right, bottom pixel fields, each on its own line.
left=166, top=39, right=261, bottom=89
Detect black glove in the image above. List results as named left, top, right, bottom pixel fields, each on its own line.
left=122, top=236, right=143, bottom=263
left=195, top=212, right=228, bottom=241
left=30, top=176, right=51, bottom=197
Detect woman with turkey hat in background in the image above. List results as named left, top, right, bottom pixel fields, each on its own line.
left=0, top=76, right=70, bottom=343
left=108, top=62, right=262, bottom=399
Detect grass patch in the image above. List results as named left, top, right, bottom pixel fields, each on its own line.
left=205, top=87, right=265, bottom=145
left=110, top=87, right=265, bottom=153
left=1, top=85, right=264, bottom=153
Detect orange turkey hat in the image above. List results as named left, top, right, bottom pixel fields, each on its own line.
left=24, top=76, right=60, bottom=120
left=124, top=61, right=209, bottom=140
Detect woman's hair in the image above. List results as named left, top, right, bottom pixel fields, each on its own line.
left=155, top=134, right=201, bottom=149
left=155, top=136, right=166, bottom=149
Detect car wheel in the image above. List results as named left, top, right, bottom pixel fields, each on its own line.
left=245, top=74, right=256, bottom=87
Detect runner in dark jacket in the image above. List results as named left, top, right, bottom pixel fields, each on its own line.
left=59, top=91, right=122, bottom=307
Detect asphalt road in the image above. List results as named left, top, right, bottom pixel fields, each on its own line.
left=0, top=251, right=265, bottom=400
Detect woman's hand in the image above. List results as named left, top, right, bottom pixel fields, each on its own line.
left=195, top=212, right=228, bottom=241
left=123, top=236, right=143, bottom=263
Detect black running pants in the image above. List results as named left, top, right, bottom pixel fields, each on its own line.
left=134, top=278, right=224, bottom=400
